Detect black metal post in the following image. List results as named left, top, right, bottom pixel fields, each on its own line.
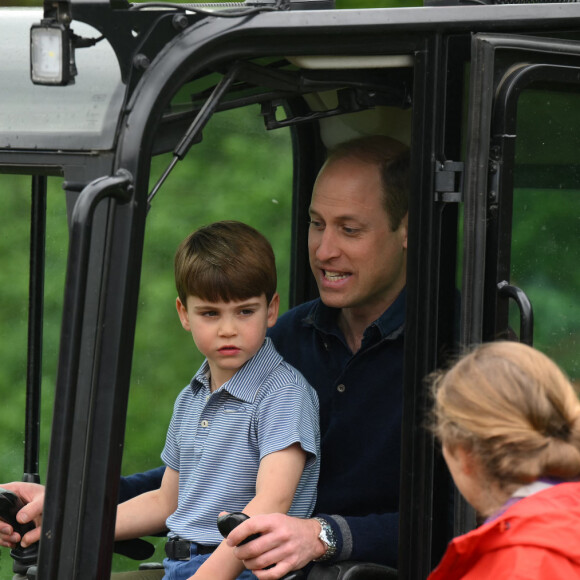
left=24, top=175, right=46, bottom=485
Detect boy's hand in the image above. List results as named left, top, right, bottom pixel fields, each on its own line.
left=227, top=513, right=323, bottom=580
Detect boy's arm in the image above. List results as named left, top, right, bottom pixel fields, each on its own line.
left=189, top=443, right=307, bottom=580
left=115, top=466, right=178, bottom=541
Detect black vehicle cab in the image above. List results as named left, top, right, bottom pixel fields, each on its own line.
left=2, top=0, right=580, bottom=578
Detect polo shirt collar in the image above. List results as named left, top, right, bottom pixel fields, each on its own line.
left=304, top=287, right=406, bottom=342
left=190, top=337, right=282, bottom=403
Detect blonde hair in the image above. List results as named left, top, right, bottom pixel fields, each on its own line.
left=431, top=341, right=580, bottom=490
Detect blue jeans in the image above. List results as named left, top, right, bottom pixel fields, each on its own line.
left=162, top=544, right=257, bottom=580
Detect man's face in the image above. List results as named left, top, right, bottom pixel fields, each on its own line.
left=308, top=157, right=407, bottom=315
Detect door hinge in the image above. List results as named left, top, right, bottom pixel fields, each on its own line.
left=435, top=160, right=464, bottom=202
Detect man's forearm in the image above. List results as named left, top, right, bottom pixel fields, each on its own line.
left=118, top=466, right=165, bottom=503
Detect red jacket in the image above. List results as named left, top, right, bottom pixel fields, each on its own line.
left=428, top=481, right=580, bottom=579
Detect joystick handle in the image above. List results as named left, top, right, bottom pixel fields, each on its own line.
left=0, top=487, right=35, bottom=537
left=217, top=512, right=260, bottom=545
left=0, top=487, right=38, bottom=574
left=217, top=512, right=303, bottom=579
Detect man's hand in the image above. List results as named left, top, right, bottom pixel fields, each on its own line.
left=226, top=514, right=325, bottom=580
left=0, top=482, right=45, bottom=549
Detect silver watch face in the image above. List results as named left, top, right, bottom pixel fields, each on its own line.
left=319, top=528, right=331, bottom=545
left=317, top=519, right=336, bottom=549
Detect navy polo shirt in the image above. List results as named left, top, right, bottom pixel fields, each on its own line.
left=268, top=289, right=405, bottom=568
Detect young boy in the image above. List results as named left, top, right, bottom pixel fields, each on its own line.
left=114, top=221, right=320, bottom=580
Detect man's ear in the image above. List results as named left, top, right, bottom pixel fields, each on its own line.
left=400, top=212, right=408, bottom=251
left=176, top=297, right=191, bottom=331
left=267, top=293, right=280, bottom=328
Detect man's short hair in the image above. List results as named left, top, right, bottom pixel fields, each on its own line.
left=327, top=135, right=410, bottom=231
left=175, top=221, right=277, bottom=306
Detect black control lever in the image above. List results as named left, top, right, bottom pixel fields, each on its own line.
left=217, top=512, right=260, bottom=545
left=0, top=487, right=39, bottom=575
left=0, top=487, right=35, bottom=536
left=216, top=512, right=304, bottom=579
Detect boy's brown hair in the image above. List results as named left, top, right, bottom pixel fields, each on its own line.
left=175, top=221, right=277, bottom=306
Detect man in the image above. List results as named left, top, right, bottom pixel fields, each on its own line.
left=0, top=135, right=409, bottom=579
left=227, top=136, right=409, bottom=579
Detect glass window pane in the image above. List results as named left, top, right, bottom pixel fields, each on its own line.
left=511, top=87, right=580, bottom=380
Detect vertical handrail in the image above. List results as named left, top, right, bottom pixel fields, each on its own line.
left=37, top=169, right=133, bottom=580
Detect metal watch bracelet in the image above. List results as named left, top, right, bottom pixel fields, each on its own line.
left=313, top=517, right=337, bottom=562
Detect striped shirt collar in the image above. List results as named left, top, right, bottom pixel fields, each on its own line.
left=190, top=337, right=283, bottom=403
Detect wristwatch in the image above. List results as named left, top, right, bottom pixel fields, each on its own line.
left=313, top=517, right=337, bottom=562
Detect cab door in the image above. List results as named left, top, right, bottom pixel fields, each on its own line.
left=459, top=31, right=580, bottom=530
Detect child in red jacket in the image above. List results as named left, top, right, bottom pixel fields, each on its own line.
left=429, top=341, right=580, bottom=580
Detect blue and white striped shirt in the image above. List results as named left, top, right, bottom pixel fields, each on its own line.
left=162, top=337, right=320, bottom=544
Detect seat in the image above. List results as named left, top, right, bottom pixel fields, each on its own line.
left=307, top=562, right=398, bottom=579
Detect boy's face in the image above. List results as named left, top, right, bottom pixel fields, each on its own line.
left=176, top=293, right=279, bottom=389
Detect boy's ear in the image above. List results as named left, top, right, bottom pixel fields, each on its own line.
left=267, top=293, right=280, bottom=327
left=176, top=297, right=191, bottom=331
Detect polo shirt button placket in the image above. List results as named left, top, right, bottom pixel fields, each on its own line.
left=200, top=419, right=209, bottom=428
